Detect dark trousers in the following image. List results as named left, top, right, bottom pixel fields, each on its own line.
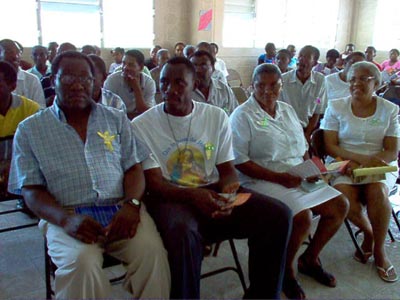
left=146, top=187, right=292, bottom=299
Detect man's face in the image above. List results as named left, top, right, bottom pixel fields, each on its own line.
left=288, top=46, right=296, bottom=58
left=53, top=57, right=94, bottom=110
left=32, top=48, right=48, bottom=68
left=345, top=45, right=354, bottom=54
left=190, top=55, right=213, bottom=83
left=48, top=45, right=58, bottom=63
left=113, top=52, right=123, bottom=64
left=0, top=72, right=16, bottom=101
left=160, top=63, right=195, bottom=111
left=297, top=48, right=315, bottom=74
left=122, top=55, right=142, bottom=79
left=158, top=52, right=170, bottom=67
left=365, top=48, right=375, bottom=61
left=150, top=47, right=161, bottom=60
left=0, top=42, right=21, bottom=69
left=266, top=45, right=276, bottom=58
left=276, top=53, right=290, bottom=71
left=175, top=44, right=185, bottom=57
left=326, top=56, right=338, bottom=68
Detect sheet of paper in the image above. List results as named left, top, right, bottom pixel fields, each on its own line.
left=288, top=159, right=321, bottom=179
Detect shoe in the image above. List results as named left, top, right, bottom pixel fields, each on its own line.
left=353, top=250, right=372, bottom=264
left=283, top=276, right=306, bottom=299
left=376, top=265, right=399, bottom=283
left=298, top=254, right=336, bottom=287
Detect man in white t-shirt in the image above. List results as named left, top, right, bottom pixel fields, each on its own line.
left=279, top=45, right=327, bottom=142
left=0, top=39, right=46, bottom=108
left=190, top=50, right=238, bottom=115
left=131, top=57, right=292, bottom=299
left=104, top=49, right=155, bottom=119
left=325, top=51, right=365, bottom=102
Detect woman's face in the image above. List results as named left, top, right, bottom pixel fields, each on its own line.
left=349, top=67, right=377, bottom=100
left=253, top=72, right=282, bottom=103
left=389, top=50, right=399, bottom=62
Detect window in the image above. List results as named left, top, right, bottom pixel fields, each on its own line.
left=0, top=0, right=154, bottom=48
left=223, top=0, right=340, bottom=49
left=373, top=0, right=400, bottom=51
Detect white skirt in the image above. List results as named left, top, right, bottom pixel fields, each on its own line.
left=242, top=179, right=341, bottom=216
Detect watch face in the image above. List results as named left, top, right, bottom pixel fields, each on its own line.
left=131, top=199, right=140, bottom=206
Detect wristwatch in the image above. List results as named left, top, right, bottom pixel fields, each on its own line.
left=125, top=198, right=141, bottom=209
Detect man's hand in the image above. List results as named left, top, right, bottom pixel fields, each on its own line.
left=123, top=72, right=141, bottom=91
left=276, top=173, right=302, bottom=188
left=188, top=188, right=233, bottom=218
left=62, top=214, right=105, bottom=244
left=105, top=204, right=140, bottom=243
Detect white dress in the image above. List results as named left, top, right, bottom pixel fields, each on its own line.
left=320, top=96, right=400, bottom=188
left=230, top=95, right=341, bottom=215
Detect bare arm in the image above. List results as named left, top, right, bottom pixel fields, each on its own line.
left=304, top=113, right=320, bottom=143
left=125, top=74, right=150, bottom=115
left=22, top=185, right=104, bottom=243
left=236, top=160, right=302, bottom=188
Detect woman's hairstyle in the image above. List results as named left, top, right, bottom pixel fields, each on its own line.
left=390, top=48, right=400, bottom=56
left=347, top=61, right=382, bottom=87
left=252, top=63, right=282, bottom=83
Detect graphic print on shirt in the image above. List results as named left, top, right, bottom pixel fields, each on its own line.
left=167, top=144, right=208, bottom=187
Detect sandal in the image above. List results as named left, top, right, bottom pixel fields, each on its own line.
left=353, top=250, right=372, bottom=264
left=298, top=254, right=336, bottom=287
left=376, top=265, right=399, bottom=283
left=282, top=276, right=306, bottom=300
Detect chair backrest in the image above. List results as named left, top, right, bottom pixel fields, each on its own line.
left=227, top=69, right=243, bottom=87
left=231, top=87, right=249, bottom=104
left=382, top=86, right=400, bottom=107
left=0, top=136, right=14, bottom=199
left=310, top=128, right=326, bottom=162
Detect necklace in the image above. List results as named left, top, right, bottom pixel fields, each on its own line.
left=165, top=106, right=194, bottom=156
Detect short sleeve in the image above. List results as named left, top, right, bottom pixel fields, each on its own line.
left=216, top=111, right=235, bottom=165
left=143, top=76, right=156, bottom=108
left=320, top=102, right=340, bottom=132
left=229, top=108, right=251, bottom=165
left=385, top=103, right=400, bottom=137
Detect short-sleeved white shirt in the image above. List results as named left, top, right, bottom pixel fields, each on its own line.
left=230, top=95, right=307, bottom=183
left=325, top=72, right=350, bottom=102
left=16, top=68, right=46, bottom=108
left=215, top=58, right=229, bottom=78
left=191, top=78, right=239, bottom=115
left=320, top=96, right=400, bottom=155
left=279, top=70, right=327, bottom=128
left=211, top=69, right=228, bottom=84
left=132, top=101, right=234, bottom=187
left=104, top=71, right=156, bottom=114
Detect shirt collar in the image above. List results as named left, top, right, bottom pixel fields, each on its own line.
left=17, top=67, right=25, bottom=80
left=50, top=97, right=96, bottom=122
left=10, top=93, right=22, bottom=109
left=289, top=69, right=317, bottom=84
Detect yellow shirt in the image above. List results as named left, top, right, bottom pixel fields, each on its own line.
left=0, top=94, right=40, bottom=137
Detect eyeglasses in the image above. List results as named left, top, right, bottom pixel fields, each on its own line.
left=349, top=76, right=375, bottom=84
left=255, top=81, right=282, bottom=91
left=56, top=74, right=93, bottom=85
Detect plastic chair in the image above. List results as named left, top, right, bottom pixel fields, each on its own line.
left=227, top=69, right=243, bottom=87
left=231, top=86, right=249, bottom=104
left=0, top=135, right=38, bottom=233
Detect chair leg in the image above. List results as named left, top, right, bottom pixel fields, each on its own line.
left=228, top=239, right=247, bottom=293
left=392, top=208, right=400, bottom=233
left=388, top=229, right=395, bottom=243
left=344, top=219, right=365, bottom=260
left=44, top=240, right=52, bottom=299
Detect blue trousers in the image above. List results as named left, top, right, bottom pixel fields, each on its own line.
left=146, top=187, right=292, bottom=299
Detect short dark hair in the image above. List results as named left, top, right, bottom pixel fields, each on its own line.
left=164, top=56, right=195, bottom=79
left=88, top=54, right=107, bottom=78
left=345, top=51, right=365, bottom=63
left=390, top=48, right=400, bottom=56
left=210, top=42, right=219, bottom=52
left=174, top=42, right=185, bottom=49
left=190, top=50, right=215, bottom=66
left=0, top=39, right=17, bottom=51
left=111, top=47, right=125, bottom=55
left=51, top=51, right=95, bottom=77
left=32, top=45, right=48, bottom=54
left=81, top=45, right=96, bottom=55
left=252, top=63, right=282, bottom=83
left=301, top=45, right=320, bottom=61
left=276, top=49, right=291, bottom=59
left=265, top=42, right=276, bottom=51
left=366, top=46, right=376, bottom=53
left=196, top=41, right=212, bottom=53
left=326, top=49, right=340, bottom=59
left=0, top=61, right=17, bottom=84
left=125, top=49, right=145, bottom=66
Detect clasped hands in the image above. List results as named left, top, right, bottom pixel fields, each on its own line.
left=63, top=203, right=140, bottom=244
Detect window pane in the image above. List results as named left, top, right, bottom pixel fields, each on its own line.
left=0, top=0, right=38, bottom=46
left=373, top=0, right=400, bottom=50
left=103, top=0, right=154, bottom=48
left=40, top=2, right=101, bottom=47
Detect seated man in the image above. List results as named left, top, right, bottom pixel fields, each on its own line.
left=0, top=61, right=40, bottom=137
left=258, top=42, right=276, bottom=65
left=8, top=51, right=170, bottom=299
left=104, top=49, right=156, bottom=119
left=0, top=39, right=46, bottom=108
left=276, top=49, right=293, bottom=74
left=87, top=54, right=126, bottom=112
left=313, top=49, right=340, bottom=76
left=131, top=56, right=292, bottom=299
left=196, top=42, right=227, bottom=84
left=109, top=47, right=124, bottom=74
left=150, top=49, right=170, bottom=104
left=279, top=45, right=327, bottom=143
left=145, top=45, right=162, bottom=71
left=28, top=45, right=51, bottom=80
left=365, top=46, right=382, bottom=71
left=183, top=45, right=195, bottom=58
left=287, top=44, right=297, bottom=69
left=325, top=51, right=365, bottom=102
left=190, top=50, right=238, bottom=115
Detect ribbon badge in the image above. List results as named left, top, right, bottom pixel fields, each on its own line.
left=316, top=97, right=321, bottom=104
left=97, top=131, right=115, bottom=152
left=204, top=142, right=215, bottom=160
left=256, top=117, right=268, bottom=127
left=368, top=118, right=382, bottom=126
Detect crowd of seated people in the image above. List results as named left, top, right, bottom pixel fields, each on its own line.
left=2, top=37, right=400, bottom=300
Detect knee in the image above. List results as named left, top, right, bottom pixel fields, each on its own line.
left=332, top=195, right=350, bottom=219
left=163, top=221, right=202, bottom=250
left=64, top=244, right=103, bottom=273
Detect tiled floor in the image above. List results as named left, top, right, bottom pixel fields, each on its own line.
left=1, top=196, right=400, bottom=299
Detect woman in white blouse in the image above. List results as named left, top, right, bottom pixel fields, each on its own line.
left=321, top=61, right=400, bottom=283
left=230, top=64, right=349, bottom=300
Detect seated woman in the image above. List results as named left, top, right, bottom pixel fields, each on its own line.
left=321, top=61, right=400, bottom=283
left=230, top=63, right=349, bottom=299
left=381, top=49, right=400, bottom=74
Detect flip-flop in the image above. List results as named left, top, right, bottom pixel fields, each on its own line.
left=376, top=265, right=399, bottom=283
left=353, top=251, right=372, bottom=264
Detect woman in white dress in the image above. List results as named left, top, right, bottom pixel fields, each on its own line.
left=321, top=61, right=400, bottom=283
left=230, top=63, right=349, bottom=299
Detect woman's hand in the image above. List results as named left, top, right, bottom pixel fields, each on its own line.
left=276, top=173, right=302, bottom=188
left=345, top=161, right=361, bottom=176
left=358, top=156, right=388, bottom=168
